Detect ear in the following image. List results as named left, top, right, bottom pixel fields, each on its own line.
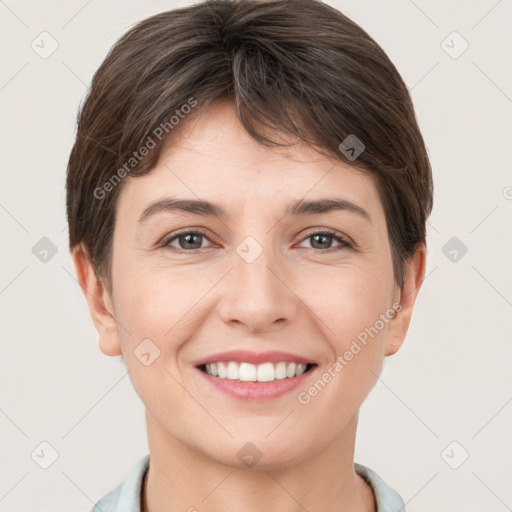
left=385, top=244, right=427, bottom=356
left=72, top=244, right=122, bottom=357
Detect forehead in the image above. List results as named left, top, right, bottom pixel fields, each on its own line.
left=117, top=101, right=384, bottom=222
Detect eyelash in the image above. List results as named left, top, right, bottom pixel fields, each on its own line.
left=162, top=228, right=353, bottom=254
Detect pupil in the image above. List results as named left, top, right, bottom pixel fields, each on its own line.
left=312, top=234, right=331, bottom=249
left=181, top=233, right=202, bottom=249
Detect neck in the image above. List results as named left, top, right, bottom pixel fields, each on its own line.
left=141, top=410, right=376, bottom=512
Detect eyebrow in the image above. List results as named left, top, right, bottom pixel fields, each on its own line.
left=138, top=197, right=372, bottom=224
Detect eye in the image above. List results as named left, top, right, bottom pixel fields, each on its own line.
left=163, top=229, right=214, bottom=253
left=298, top=230, right=352, bottom=251
left=162, top=228, right=353, bottom=254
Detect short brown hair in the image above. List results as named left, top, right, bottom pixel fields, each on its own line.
left=66, top=0, right=433, bottom=292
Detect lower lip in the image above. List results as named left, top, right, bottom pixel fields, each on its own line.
left=195, top=365, right=317, bottom=401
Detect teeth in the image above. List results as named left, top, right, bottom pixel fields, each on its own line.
left=217, top=362, right=227, bottom=378
left=240, top=362, right=257, bottom=382
left=295, top=363, right=307, bottom=376
left=203, top=361, right=309, bottom=381
left=275, top=361, right=287, bottom=380
left=257, top=362, right=274, bottom=382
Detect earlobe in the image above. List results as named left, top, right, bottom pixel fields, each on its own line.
left=72, top=244, right=122, bottom=357
left=384, top=244, right=427, bottom=357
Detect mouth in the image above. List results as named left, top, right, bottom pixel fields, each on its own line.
left=197, top=361, right=317, bottom=382
left=194, top=360, right=318, bottom=401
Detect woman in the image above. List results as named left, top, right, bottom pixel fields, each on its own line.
left=66, top=0, right=433, bottom=510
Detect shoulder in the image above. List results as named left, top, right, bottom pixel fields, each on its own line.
left=89, top=454, right=150, bottom=512
left=354, top=462, right=406, bottom=512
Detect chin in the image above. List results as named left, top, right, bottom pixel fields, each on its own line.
left=200, top=435, right=314, bottom=472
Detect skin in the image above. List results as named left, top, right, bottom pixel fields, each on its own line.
left=73, top=100, right=426, bottom=512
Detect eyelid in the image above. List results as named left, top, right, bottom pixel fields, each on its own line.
left=162, top=227, right=355, bottom=253
left=161, top=227, right=215, bottom=249
left=298, top=228, right=354, bottom=249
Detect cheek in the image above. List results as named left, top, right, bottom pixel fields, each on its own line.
left=301, top=258, right=395, bottom=347
left=117, top=265, right=200, bottom=339
left=296, top=268, right=394, bottom=424
left=111, top=267, right=200, bottom=414
left=112, top=260, right=222, bottom=393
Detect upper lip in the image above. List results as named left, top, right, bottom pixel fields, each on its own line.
left=193, top=350, right=316, bottom=367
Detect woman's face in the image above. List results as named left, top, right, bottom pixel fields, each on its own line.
left=86, top=101, right=421, bottom=469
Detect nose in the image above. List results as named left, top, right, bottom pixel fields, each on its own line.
left=217, top=247, right=300, bottom=334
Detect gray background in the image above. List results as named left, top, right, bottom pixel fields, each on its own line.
left=1, top=0, right=511, bottom=510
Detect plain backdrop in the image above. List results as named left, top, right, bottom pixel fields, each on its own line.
left=0, top=1, right=511, bottom=511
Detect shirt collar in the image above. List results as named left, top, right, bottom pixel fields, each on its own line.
left=97, top=454, right=405, bottom=512
left=354, top=462, right=406, bottom=511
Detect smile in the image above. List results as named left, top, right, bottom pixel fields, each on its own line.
left=199, top=361, right=316, bottom=382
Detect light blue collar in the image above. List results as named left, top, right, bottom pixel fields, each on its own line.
left=92, top=454, right=406, bottom=512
